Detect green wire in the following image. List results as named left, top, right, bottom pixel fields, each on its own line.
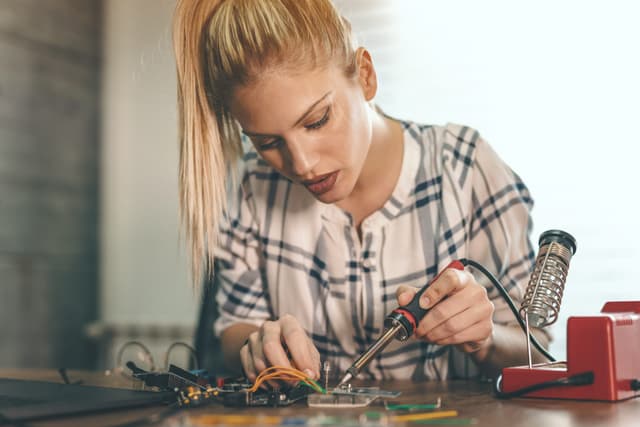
left=297, top=380, right=327, bottom=394
left=309, top=379, right=327, bottom=394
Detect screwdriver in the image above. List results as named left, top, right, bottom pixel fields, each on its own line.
left=336, top=260, right=465, bottom=387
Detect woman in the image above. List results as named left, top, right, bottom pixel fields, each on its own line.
left=173, top=0, right=549, bottom=383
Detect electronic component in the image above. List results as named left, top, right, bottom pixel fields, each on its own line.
left=322, top=360, right=331, bottom=390
left=385, top=397, right=441, bottom=410
left=332, top=386, right=401, bottom=398
left=307, top=387, right=401, bottom=408
left=218, top=384, right=315, bottom=407
left=307, top=393, right=379, bottom=408
left=127, top=362, right=209, bottom=391
left=126, top=363, right=355, bottom=408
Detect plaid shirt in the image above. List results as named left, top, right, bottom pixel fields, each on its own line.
left=214, top=121, right=535, bottom=380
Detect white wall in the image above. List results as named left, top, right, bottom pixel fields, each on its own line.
left=100, top=0, right=197, bottom=331
left=374, top=0, right=640, bottom=358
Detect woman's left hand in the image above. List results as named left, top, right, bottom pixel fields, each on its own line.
left=396, top=267, right=495, bottom=357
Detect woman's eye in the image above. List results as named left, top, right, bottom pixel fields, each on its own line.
left=305, top=108, right=330, bottom=130
left=258, top=137, right=283, bottom=150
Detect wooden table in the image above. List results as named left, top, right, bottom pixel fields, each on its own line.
left=2, top=370, right=639, bottom=426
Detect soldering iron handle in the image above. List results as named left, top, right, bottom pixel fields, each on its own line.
left=393, top=260, right=465, bottom=334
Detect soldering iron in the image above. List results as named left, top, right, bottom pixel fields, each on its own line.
left=336, top=260, right=465, bottom=387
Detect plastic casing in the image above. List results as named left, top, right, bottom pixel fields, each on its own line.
left=501, top=301, right=640, bottom=401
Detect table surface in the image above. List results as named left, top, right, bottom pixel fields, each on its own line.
left=1, top=369, right=640, bottom=427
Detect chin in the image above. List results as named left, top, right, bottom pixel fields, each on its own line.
left=313, top=192, right=343, bottom=205
left=311, top=182, right=353, bottom=205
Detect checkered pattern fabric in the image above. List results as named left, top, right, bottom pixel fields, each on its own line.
left=214, top=122, right=535, bottom=380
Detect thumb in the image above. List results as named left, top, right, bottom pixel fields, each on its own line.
left=396, top=285, right=417, bottom=306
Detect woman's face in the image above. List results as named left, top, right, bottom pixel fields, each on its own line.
left=230, top=60, right=374, bottom=204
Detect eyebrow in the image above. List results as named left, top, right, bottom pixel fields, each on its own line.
left=241, top=91, right=332, bottom=138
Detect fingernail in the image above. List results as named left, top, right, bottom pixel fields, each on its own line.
left=422, top=296, right=431, bottom=307
left=304, top=369, right=314, bottom=378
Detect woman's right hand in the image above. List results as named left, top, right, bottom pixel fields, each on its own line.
left=239, top=314, right=321, bottom=382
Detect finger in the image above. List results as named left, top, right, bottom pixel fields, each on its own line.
left=248, top=331, right=267, bottom=374
left=415, top=269, right=474, bottom=317
left=459, top=335, right=492, bottom=354
left=416, top=284, right=490, bottom=337
left=419, top=299, right=494, bottom=342
left=289, top=339, right=321, bottom=382
left=261, top=320, right=293, bottom=368
left=306, top=340, right=321, bottom=380
left=258, top=323, right=292, bottom=389
left=240, top=342, right=257, bottom=382
left=435, top=319, right=493, bottom=348
left=280, top=314, right=318, bottom=377
left=420, top=269, right=472, bottom=310
left=395, top=285, right=417, bottom=306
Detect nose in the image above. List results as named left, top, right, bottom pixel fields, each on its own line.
left=286, top=138, right=316, bottom=178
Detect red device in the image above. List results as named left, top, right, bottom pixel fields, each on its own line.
left=501, top=301, right=640, bottom=401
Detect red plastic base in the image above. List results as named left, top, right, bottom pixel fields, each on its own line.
left=501, top=301, right=640, bottom=401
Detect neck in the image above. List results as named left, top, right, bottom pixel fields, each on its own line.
left=337, top=107, right=404, bottom=225
left=354, top=109, right=403, bottom=197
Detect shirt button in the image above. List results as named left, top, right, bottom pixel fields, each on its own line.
left=362, top=258, right=374, bottom=269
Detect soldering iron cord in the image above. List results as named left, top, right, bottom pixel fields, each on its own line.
left=458, top=258, right=556, bottom=363
left=493, top=371, right=594, bottom=398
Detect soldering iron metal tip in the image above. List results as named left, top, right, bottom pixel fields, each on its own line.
left=335, top=372, right=353, bottom=389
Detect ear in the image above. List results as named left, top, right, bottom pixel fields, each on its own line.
left=355, top=47, right=377, bottom=101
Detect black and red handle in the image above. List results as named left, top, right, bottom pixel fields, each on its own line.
left=385, top=260, right=465, bottom=340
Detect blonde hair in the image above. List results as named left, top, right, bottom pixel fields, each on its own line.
left=173, top=0, right=357, bottom=283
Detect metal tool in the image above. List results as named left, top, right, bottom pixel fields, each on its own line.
left=520, top=229, right=576, bottom=367
left=520, top=229, right=577, bottom=328
left=336, top=260, right=465, bottom=387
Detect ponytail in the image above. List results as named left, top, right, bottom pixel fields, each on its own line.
left=173, top=0, right=240, bottom=284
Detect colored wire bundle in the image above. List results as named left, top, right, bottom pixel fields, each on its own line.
left=245, top=366, right=327, bottom=394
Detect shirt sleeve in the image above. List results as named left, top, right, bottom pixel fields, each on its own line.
left=213, top=174, right=271, bottom=337
left=465, top=135, right=537, bottom=327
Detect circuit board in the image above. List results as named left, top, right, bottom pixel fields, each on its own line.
left=308, top=387, right=401, bottom=408
left=126, top=363, right=400, bottom=408
left=220, top=384, right=315, bottom=407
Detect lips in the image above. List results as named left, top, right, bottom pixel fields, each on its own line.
left=303, top=171, right=338, bottom=196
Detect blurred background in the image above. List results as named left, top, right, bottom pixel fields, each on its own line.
left=1, top=0, right=638, bottom=372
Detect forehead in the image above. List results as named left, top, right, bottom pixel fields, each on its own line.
left=230, top=64, right=347, bottom=132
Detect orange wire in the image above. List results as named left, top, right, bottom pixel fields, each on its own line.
left=246, top=366, right=318, bottom=393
